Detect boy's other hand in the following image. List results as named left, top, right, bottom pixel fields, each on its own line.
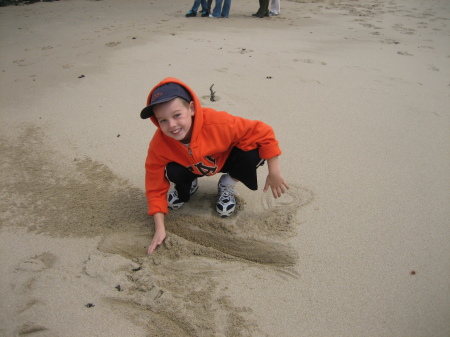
left=263, top=174, right=289, bottom=199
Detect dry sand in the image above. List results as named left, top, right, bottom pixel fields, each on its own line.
left=1, top=0, right=449, bottom=336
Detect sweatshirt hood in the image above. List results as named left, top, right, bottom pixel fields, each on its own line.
left=143, top=77, right=204, bottom=144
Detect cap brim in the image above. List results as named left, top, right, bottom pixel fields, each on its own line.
left=140, top=105, right=154, bottom=119
left=140, top=95, right=180, bottom=119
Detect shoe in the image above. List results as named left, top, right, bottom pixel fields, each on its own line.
left=269, top=11, right=279, bottom=16
left=216, top=181, right=236, bottom=218
left=201, top=10, right=209, bottom=17
left=257, top=12, right=269, bottom=18
left=168, top=178, right=199, bottom=210
left=185, top=10, right=197, bottom=17
left=252, top=12, right=260, bottom=17
left=209, top=14, right=220, bottom=18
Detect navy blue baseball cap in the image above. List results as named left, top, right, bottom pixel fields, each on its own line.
left=140, top=83, right=192, bottom=119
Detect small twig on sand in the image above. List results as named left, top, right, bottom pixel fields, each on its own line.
left=209, top=84, right=216, bottom=102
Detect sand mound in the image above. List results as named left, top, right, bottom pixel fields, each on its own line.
left=1, top=125, right=311, bottom=335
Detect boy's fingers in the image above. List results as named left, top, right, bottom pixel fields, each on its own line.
left=148, top=241, right=157, bottom=254
left=272, top=187, right=279, bottom=199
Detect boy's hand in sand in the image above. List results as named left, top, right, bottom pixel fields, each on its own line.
left=264, top=156, right=289, bottom=198
left=264, top=173, right=289, bottom=198
left=148, top=229, right=166, bottom=254
left=148, top=212, right=166, bottom=254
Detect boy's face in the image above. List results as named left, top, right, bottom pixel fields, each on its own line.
left=153, top=97, right=195, bottom=143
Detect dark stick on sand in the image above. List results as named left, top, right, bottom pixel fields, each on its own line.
left=210, top=84, right=216, bottom=102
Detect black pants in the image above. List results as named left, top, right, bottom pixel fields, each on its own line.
left=166, top=147, right=265, bottom=202
left=256, top=0, right=269, bottom=15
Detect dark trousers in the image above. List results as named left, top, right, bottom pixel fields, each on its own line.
left=257, top=0, right=269, bottom=15
left=166, top=147, right=265, bottom=202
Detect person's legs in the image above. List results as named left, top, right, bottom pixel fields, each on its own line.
left=200, top=3, right=210, bottom=16
left=190, top=0, right=202, bottom=11
left=216, top=148, right=264, bottom=217
left=165, top=162, right=199, bottom=203
left=199, top=0, right=209, bottom=12
left=221, top=0, right=232, bottom=17
left=257, top=0, right=270, bottom=17
left=220, top=147, right=264, bottom=191
left=269, top=0, right=280, bottom=14
left=211, top=0, right=223, bottom=17
left=254, top=0, right=263, bottom=15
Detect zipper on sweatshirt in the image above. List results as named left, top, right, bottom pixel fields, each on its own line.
left=180, top=141, right=193, bottom=157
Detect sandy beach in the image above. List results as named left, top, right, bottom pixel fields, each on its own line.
left=1, top=0, right=449, bottom=336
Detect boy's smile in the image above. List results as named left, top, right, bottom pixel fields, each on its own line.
left=153, top=98, right=195, bottom=143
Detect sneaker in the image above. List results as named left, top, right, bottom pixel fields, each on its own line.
left=201, top=10, right=209, bottom=17
left=168, top=178, right=199, bottom=210
left=216, top=182, right=236, bottom=218
left=209, top=14, right=219, bottom=18
left=269, top=11, right=279, bottom=16
left=185, top=10, right=197, bottom=17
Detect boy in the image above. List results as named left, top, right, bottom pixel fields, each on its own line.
left=141, top=78, right=289, bottom=254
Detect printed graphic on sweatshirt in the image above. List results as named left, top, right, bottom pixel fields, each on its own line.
left=190, top=155, right=218, bottom=176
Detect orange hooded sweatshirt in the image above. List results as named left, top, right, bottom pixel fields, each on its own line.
left=144, top=77, right=282, bottom=215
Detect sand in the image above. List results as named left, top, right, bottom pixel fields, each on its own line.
left=1, top=0, right=449, bottom=336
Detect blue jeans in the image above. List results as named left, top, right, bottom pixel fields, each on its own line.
left=212, top=0, right=231, bottom=17
left=191, top=0, right=208, bottom=12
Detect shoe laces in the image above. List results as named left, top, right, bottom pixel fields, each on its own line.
left=218, top=183, right=235, bottom=198
left=168, top=189, right=179, bottom=200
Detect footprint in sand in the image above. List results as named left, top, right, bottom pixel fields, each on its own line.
left=238, top=47, right=253, bottom=55
left=17, top=323, right=56, bottom=337
left=381, top=38, right=400, bottom=44
left=428, top=65, right=439, bottom=71
left=393, top=23, right=416, bottom=35
left=16, top=252, right=57, bottom=272
left=397, top=50, right=413, bottom=56
left=12, top=253, right=58, bottom=337
left=13, top=59, right=27, bottom=67
left=105, top=41, right=121, bottom=47
left=294, top=58, right=327, bottom=65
